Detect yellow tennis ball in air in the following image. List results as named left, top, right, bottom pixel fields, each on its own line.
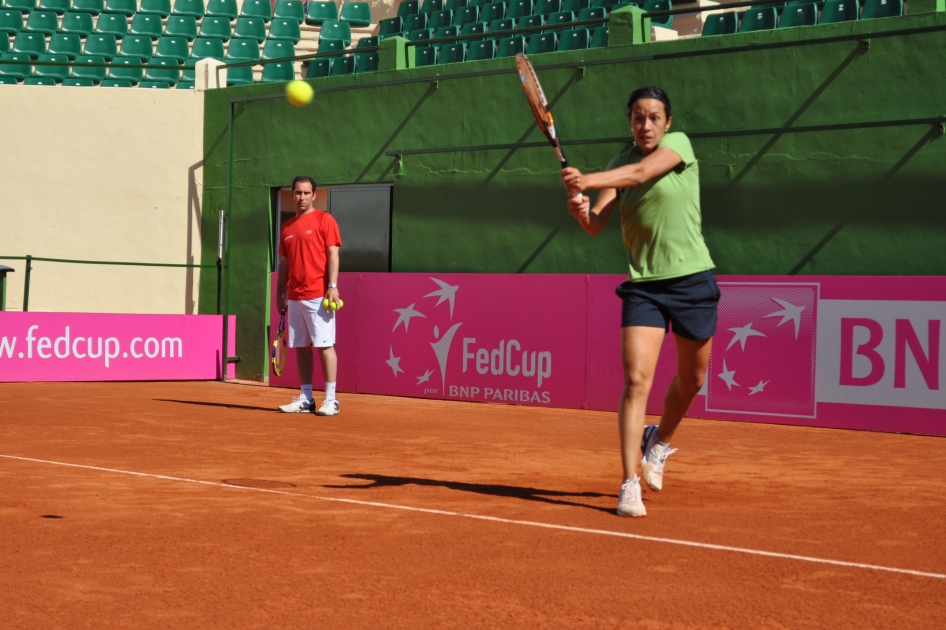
left=286, top=80, right=314, bottom=107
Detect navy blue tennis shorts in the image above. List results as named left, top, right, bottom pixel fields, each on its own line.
left=616, top=270, right=721, bottom=340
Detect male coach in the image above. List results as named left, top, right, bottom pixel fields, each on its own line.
left=276, top=176, right=343, bottom=416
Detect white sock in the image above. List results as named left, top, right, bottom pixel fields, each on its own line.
left=658, top=440, right=671, bottom=449
left=300, top=384, right=313, bottom=402
left=325, top=382, right=336, bottom=401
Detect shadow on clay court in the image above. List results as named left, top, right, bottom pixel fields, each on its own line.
left=154, top=399, right=277, bottom=413
left=324, top=474, right=618, bottom=514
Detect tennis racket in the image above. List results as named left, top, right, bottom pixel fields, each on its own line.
left=271, top=312, right=287, bottom=376
left=515, top=53, right=582, bottom=201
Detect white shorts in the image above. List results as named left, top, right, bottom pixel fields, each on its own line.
left=287, top=298, right=336, bottom=349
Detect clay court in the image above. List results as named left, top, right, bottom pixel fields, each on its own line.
left=0, top=381, right=944, bottom=628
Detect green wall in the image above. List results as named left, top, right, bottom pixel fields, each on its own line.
left=199, top=10, right=946, bottom=380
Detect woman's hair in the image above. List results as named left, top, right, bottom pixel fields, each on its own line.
left=627, top=86, right=672, bottom=119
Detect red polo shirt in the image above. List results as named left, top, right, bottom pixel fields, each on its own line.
left=278, top=210, right=342, bottom=301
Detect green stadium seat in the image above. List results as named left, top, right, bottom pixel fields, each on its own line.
left=176, top=79, right=194, bottom=88
left=445, top=0, right=467, bottom=10
left=495, top=34, right=523, bottom=57
left=165, top=15, right=198, bottom=40
left=25, top=11, right=59, bottom=36
left=12, top=32, right=46, bottom=58
left=119, top=35, right=154, bottom=60
left=488, top=17, right=513, bottom=38
left=460, top=20, right=485, bottom=39
left=379, top=16, right=403, bottom=39
left=590, top=0, right=620, bottom=9
left=340, top=2, right=372, bottom=26
left=71, top=53, right=105, bottom=80
left=199, top=16, right=232, bottom=40
left=317, top=37, right=344, bottom=53
left=61, top=12, right=94, bottom=36
left=420, top=0, right=443, bottom=12
left=32, top=54, right=72, bottom=82
left=398, top=0, right=419, bottom=16
left=305, top=57, right=331, bottom=77
left=641, top=0, right=671, bottom=26
left=480, top=2, right=504, bottom=21
left=413, top=44, right=435, bottom=64
left=820, top=0, right=857, bottom=22
left=0, top=51, right=30, bottom=81
left=24, top=76, right=57, bottom=84
left=526, top=31, right=555, bottom=53
left=862, top=0, right=901, bottom=18
left=356, top=34, right=378, bottom=47
left=139, top=79, right=171, bottom=87
left=205, top=0, right=237, bottom=19
left=145, top=57, right=180, bottom=84
left=130, top=14, right=164, bottom=40
left=268, top=17, right=299, bottom=43
left=172, top=0, right=204, bottom=18
left=47, top=33, right=82, bottom=57
left=429, top=9, right=452, bottom=28
left=38, top=0, right=71, bottom=15
left=535, top=0, right=560, bottom=14
left=0, top=10, right=23, bottom=36
left=101, top=78, right=133, bottom=85
left=354, top=50, right=377, bottom=72
left=262, top=37, right=293, bottom=59
left=95, top=13, right=129, bottom=38
left=62, top=76, right=95, bottom=84
left=2, top=0, right=34, bottom=13
left=0, top=76, right=18, bottom=83
left=518, top=14, right=543, bottom=29
left=154, top=35, right=187, bottom=60
left=108, top=55, right=143, bottom=82
left=466, top=38, right=493, bottom=59
left=577, top=7, right=604, bottom=20
left=240, top=0, right=271, bottom=21
left=739, top=6, right=775, bottom=31
left=329, top=54, right=353, bottom=74
left=436, top=40, right=463, bottom=62
left=407, top=27, right=431, bottom=40
left=546, top=10, right=573, bottom=29
left=227, top=37, right=259, bottom=59
left=105, top=0, right=137, bottom=16
left=83, top=34, right=117, bottom=59
left=225, top=58, right=255, bottom=84
left=452, top=5, right=478, bottom=26
left=589, top=22, right=607, bottom=46
left=433, top=25, right=457, bottom=38
left=0, top=35, right=7, bottom=53
left=192, top=36, right=223, bottom=58
left=404, top=12, right=427, bottom=30
left=557, top=26, right=587, bottom=49
left=180, top=54, right=195, bottom=79
left=470, top=0, right=490, bottom=5
left=139, top=0, right=172, bottom=17
left=506, top=0, right=531, bottom=19
left=778, top=3, right=815, bottom=27
left=319, top=20, right=351, bottom=45
left=702, top=11, right=736, bottom=34
left=71, top=0, right=104, bottom=14
left=273, top=0, right=304, bottom=22
left=234, top=17, right=266, bottom=41
left=306, top=1, right=337, bottom=24
left=260, top=58, right=294, bottom=81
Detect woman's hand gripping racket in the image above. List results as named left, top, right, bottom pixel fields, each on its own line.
left=515, top=53, right=583, bottom=202
left=271, top=312, right=287, bottom=376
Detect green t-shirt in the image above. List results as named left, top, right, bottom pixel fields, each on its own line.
left=606, top=132, right=714, bottom=282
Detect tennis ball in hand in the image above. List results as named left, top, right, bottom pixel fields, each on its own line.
left=286, top=80, right=314, bottom=107
left=323, top=298, right=330, bottom=309
left=336, top=299, right=344, bottom=310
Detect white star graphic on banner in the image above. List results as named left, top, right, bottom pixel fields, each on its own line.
left=718, top=360, right=739, bottom=391
left=748, top=379, right=770, bottom=395
left=392, top=303, right=426, bottom=333
left=764, top=298, right=805, bottom=339
left=726, top=322, right=767, bottom=351
left=385, top=346, right=404, bottom=377
left=425, top=277, right=459, bottom=318
left=416, top=369, right=433, bottom=384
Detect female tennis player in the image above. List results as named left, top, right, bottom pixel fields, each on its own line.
left=561, top=86, right=719, bottom=517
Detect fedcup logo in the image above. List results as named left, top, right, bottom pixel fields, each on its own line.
left=385, top=277, right=554, bottom=405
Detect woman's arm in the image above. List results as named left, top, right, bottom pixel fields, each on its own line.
left=561, top=147, right=683, bottom=194
left=568, top=188, right=618, bottom=236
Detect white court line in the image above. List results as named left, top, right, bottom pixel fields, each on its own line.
left=2, top=453, right=944, bottom=581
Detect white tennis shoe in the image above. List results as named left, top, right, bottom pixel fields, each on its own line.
left=316, top=398, right=340, bottom=416
left=641, top=425, right=678, bottom=492
left=278, top=395, right=314, bottom=413
left=616, top=476, right=646, bottom=517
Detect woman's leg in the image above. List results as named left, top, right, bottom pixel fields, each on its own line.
left=656, top=335, right=713, bottom=442
left=618, top=325, right=666, bottom=480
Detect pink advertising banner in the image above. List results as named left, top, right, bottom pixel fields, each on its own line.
left=270, top=273, right=946, bottom=436
left=0, top=312, right=236, bottom=382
